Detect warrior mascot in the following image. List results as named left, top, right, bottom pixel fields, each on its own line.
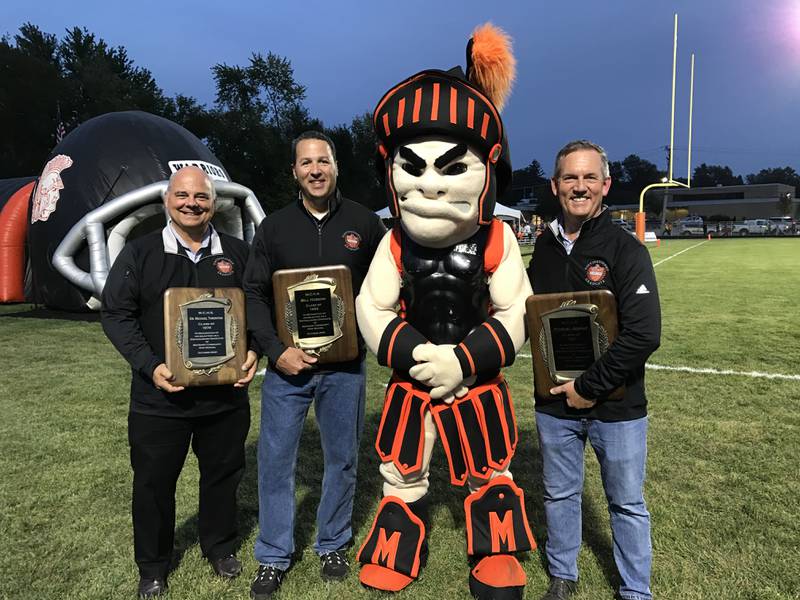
left=356, top=24, right=536, bottom=599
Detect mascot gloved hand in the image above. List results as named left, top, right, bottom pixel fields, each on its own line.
left=355, top=23, right=537, bottom=600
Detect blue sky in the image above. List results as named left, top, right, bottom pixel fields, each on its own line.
left=4, top=0, right=799, bottom=177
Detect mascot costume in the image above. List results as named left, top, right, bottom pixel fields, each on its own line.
left=355, top=24, right=536, bottom=599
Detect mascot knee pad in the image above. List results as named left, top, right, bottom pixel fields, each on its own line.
left=464, top=476, right=536, bottom=556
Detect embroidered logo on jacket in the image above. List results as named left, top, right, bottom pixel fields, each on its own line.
left=214, top=257, right=234, bottom=275
left=636, top=284, right=650, bottom=294
left=343, top=230, right=362, bottom=251
left=585, top=260, right=609, bottom=285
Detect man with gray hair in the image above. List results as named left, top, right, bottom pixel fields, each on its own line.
left=527, top=141, right=661, bottom=600
left=101, top=166, right=258, bottom=598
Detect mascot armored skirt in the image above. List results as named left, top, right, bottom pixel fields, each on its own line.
left=355, top=24, right=537, bottom=599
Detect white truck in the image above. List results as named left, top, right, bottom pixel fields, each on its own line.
left=732, top=219, right=771, bottom=235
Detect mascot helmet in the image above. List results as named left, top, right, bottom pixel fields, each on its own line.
left=373, top=23, right=515, bottom=225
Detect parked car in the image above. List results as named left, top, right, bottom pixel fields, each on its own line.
left=769, top=216, right=797, bottom=235
left=733, top=219, right=771, bottom=235
left=612, top=218, right=633, bottom=231
left=674, top=216, right=704, bottom=236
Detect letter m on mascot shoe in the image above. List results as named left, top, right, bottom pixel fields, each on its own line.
left=357, top=497, right=425, bottom=591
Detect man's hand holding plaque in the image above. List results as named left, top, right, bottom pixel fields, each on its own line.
left=275, top=346, right=319, bottom=376
left=525, top=290, right=622, bottom=401
left=272, top=265, right=358, bottom=364
left=163, top=287, right=249, bottom=387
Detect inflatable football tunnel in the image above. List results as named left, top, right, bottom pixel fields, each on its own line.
left=1, top=111, right=264, bottom=311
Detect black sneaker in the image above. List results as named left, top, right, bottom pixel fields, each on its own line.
left=137, top=577, right=166, bottom=598
left=210, top=554, right=242, bottom=579
left=320, top=549, right=349, bottom=580
left=540, top=576, right=577, bottom=600
left=250, top=564, right=285, bottom=599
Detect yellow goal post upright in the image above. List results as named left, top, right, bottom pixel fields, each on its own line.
left=636, top=13, right=695, bottom=242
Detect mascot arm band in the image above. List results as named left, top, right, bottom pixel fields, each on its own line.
left=453, top=317, right=516, bottom=377
left=377, top=317, right=429, bottom=372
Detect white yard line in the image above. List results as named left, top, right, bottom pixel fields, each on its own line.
left=652, top=240, right=708, bottom=267
left=262, top=359, right=797, bottom=382
left=645, top=363, right=800, bottom=381
left=516, top=354, right=798, bottom=381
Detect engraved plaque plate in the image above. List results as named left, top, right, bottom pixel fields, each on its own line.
left=526, top=290, right=623, bottom=400
left=164, top=287, right=247, bottom=387
left=272, top=265, right=358, bottom=364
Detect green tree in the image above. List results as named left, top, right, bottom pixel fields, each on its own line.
left=58, top=26, right=173, bottom=122
left=212, top=52, right=306, bottom=133
left=605, top=155, right=665, bottom=212
left=745, top=166, right=800, bottom=187
left=519, top=159, right=547, bottom=182
left=325, top=113, right=382, bottom=210
left=692, top=163, right=743, bottom=187
left=0, top=25, right=63, bottom=175
left=0, top=23, right=192, bottom=177
left=619, top=154, right=663, bottom=189
left=608, top=160, right=625, bottom=182
left=207, top=52, right=315, bottom=214
left=503, top=158, right=547, bottom=207
left=162, top=94, right=214, bottom=138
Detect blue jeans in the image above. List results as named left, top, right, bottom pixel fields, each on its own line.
left=254, top=361, right=366, bottom=569
left=536, top=412, right=651, bottom=600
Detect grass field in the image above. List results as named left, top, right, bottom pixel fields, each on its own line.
left=1, top=238, right=798, bottom=600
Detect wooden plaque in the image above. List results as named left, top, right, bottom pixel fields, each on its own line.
left=272, top=265, right=358, bottom=364
left=525, top=290, right=623, bottom=400
left=163, top=287, right=247, bottom=387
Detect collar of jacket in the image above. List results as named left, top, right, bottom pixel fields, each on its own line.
left=296, top=189, right=343, bottom=221
left=548, top=205, right=611, bottom=240
left=161, top=222, right=223, bottom=256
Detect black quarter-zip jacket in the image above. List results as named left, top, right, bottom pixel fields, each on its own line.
left=527, top=210, right=661, bottom=421
left=243, top=191, right=385, bottom=367
left=101, top=226, right=251, bottom=416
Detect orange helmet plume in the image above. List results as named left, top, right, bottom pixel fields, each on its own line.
left=467, top=23, right=516, bottom=112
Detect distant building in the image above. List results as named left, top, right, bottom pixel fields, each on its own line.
left=610, top=183, right=797, bottom=219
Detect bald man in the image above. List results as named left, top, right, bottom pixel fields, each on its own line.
left=101, top=167, right=258, bottom=598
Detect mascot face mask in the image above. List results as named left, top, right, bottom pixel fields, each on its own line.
left=392, top=139, right=486, bottom=247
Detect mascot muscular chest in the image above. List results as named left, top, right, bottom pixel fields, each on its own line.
left=399, top=223, right=491, bottom=345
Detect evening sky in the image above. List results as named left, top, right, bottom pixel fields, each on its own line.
left=4, top=0, right=798, bottom=177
